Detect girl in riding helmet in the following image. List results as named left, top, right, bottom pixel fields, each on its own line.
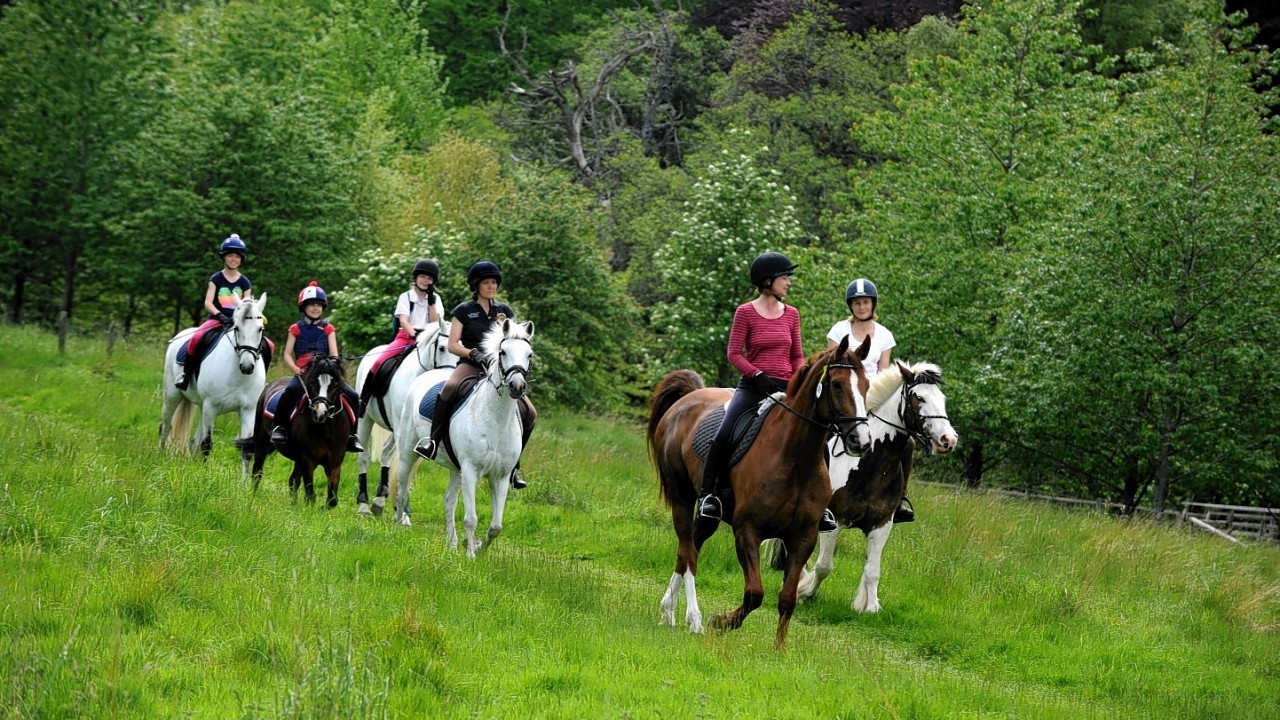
left=826, top=277, right=913, bottom=523
left=175, top=233, right=254, bottom=390
left=414, top=260, right=536, bottom=490
left=269, top=282, right=364, bottom=453
left=697, top=252, right=839, bottom=533
left=365, top=259, right=445, bottom=381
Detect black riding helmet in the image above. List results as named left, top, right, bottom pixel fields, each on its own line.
left=412, top=258, right=439, bottom=283
left=845, top=278, right=878, bottom=311
left=750, top=251, right=798, bottom=288
left=467, top=260, right=502, bottom=292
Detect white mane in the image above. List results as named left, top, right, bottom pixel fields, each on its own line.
left=865, top=361, right=941, bottom=411
left=480, top=319, right=530, bottom=362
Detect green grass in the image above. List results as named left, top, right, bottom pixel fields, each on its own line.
left=2, top=325, right=1279, bottom=718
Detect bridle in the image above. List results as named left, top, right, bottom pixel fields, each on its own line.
left=870, top=370, right=950, bottom=456
left=228, top=310, right=264, bottom=372
left=300, top=362, right=344, bottom=423
left=771, top=360, right=869, bottom=451
left=484, top=336, right=532, bottom=396
left=413, top=328, right=449, bottom=371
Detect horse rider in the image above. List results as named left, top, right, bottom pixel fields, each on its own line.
left=360, top=258, right=445, bottom=413
left=175, top=233, right=253, bottom=390
left=697, top=251, right=840, bottom=533
left=414, top=260, right=535, bottom=490
left=270, top=282, right=363, bottom=453
left=826, top=277, right=913, bottom=523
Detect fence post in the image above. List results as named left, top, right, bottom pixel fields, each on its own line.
left=57, top=311, right=68, bottom=354
left=106, top=320, right=119, bottom=356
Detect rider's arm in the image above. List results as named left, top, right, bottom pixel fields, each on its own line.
left=446, top=318, right=468, bottom=358
left=283, top=333, right=301, bottom=375
left=327, top=331, right=340, bottom=359
left=877, top=349, right=892, bottom=374
left=203, top=281, right=220, bottom=317
left=394, top=292, right=416, bottom=337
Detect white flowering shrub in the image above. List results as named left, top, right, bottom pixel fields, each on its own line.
left=651, top=142, right=808, bottom=384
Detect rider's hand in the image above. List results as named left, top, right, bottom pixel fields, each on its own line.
left=468, top=348, right=487, bottom=365
left=748, top=371, right=774, bottom=395
left=218, top=314, right=234, bottom=329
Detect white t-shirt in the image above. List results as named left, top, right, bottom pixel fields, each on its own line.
left=827, top=319, right=896, bottom=377
left=395, top=288, right=445, bottom=330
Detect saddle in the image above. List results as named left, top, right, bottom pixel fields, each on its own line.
left=692, top=398, right=780, bottom=468
left=176, top=329, right=273, bottom=384
left=360, top=344, right=417, bottom=425
left=264, top=387, right=357, bottom=425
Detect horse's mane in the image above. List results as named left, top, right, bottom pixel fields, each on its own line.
left=304, top=354, right=348, bottom=384
left=866, top=361, right=941, bottom=411
left=480, top=320, right=530, bottom=363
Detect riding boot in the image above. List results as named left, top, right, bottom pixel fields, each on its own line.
left=346, top=434, right=365, bottom=453
left=509, top=462, right=528, bottom=490
left=270, top=423, right=288, bottom=445
left=415, top=395, right=455, bottom=460
left=174, top=362, right=189, bottom=390
left=819, top=508, right=839, bottom=533
left=893, top=496, right=916, bottom=524
left=696, top=439, right=726, bottom=521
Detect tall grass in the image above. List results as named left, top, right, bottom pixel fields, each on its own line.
left=2, top=325, right=1278, bottom=718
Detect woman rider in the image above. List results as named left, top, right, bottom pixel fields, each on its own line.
left=413, top=260, right=535, bottom=490
left=697, top=251, right=839, bottom=533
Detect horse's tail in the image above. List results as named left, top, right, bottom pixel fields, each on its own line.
left=167, top=397, right=196, bottom=453
left=761, top=538, right=788, bottom=571
left=647, top=369, right=704, bottom=503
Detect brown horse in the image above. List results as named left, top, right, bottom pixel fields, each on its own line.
left=647, top=335, right=872, bottom=649
left=240, top=355, right=354, bottom=507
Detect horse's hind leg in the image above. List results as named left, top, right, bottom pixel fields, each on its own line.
left=661, top=485, right=707, bottom=633
left=442, top=470, right=461, bottom=549
left=798, top=529, right=840, bottom=600
left=373, top=437, right=394, bottom=516
left=325, top=463, right=341, bottom=509
left=853, top=523, right=893, bottom=613
left=459, top=467, right=481, bottom=557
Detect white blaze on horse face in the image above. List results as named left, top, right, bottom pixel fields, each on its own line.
left=312, top=374, right=333, bottom=422
left=234, top=295, right=267, bottom=374
left=916, top=384, right=958, bottom=453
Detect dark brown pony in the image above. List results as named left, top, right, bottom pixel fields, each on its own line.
left=647, top=335, right=871, bottom=649
left=241, top=355, right=353, bottom=507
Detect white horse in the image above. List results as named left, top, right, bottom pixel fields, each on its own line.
left=352, top=318, right=456, bottom=517
left=391, top=319, right=535, bottom=556
left=796, top=361, right=958, bottom=612
left=159, top=295, right=269, bottom=473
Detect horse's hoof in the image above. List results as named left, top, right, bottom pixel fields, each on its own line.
left=371, top=496, right=386, bottom=516
left=397, top=514, right=411, bottom=528
left=356, top=503, right=373, bottom=518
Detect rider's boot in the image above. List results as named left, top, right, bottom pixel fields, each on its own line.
left=415, top=396, right=455, bottom=460
left=696, top=439, right=726, bottom=522
left=270, top=423, right=288, bottom=445
left=346, top=434, right=365, bottom=453
left=819, top=508, right=839, bottom=533
left=893, top=496, right=916, bottom=524
left=174, top=362, right=189, bottom=390
left=509, top=463, right=528, bottom=490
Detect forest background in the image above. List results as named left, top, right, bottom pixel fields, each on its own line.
left=2, top=0, right=1278, bottom=514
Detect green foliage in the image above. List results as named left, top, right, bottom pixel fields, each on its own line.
left=651, top=135, right=810, bottom=384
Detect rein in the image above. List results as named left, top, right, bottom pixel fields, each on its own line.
left=869, top=373, right=950, bottom=456
left=482, top=336, right=531, bottom=393
left=299, top=367, right=344, bottom=423
left=768, top=361, right=868, bottom=446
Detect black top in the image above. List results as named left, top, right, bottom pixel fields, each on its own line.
left=450, top=299, right=516, bottom=354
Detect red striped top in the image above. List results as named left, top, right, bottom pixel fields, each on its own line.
left=726, top=302, right=804, bottom=380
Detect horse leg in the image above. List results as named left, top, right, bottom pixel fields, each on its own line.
left=392, top=443, right=416, bottom=528
left=710, top=528, right=765, bottom=634
left=302, top=463, right=317, bottom=505
left=194, top=401, right=217, bottom=458
left=373, top=453, right=392, bottom=517
left=459, top=466, right=481, bottom=557
left=237, top=404, right=256, bottom=477
left=661, top=495, right=707, bottom=633
left=479, top=473, right=510, bottom=552
left=289, top=465, right=302, bottom=503
left=776, top=532, right=819, bottom=651
left=325, top=462, right=341, bottom=509
left=443, top=469, right=461, bottom=550
left=356, top=470, right=370, bottom=516
left=798, top=528, right=840, bottom=600
left=853, top=523, right=893, bottom=613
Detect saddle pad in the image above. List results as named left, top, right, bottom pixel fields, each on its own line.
left=416, top=378, right=478, bottom=420
left=176, top=328, right=227, bottom=364
left=265, top=389, right=357, bottom=425
left=263, top=388, right=296, bottom=422
left=692, top=401, right=775, bottom=468
left=367, top=343, right=416, bottom=402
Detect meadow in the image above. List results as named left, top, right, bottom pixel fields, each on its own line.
left=2, top=325, right=1278, bottom=719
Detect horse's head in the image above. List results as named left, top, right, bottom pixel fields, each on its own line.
left=482, top=319, right=535, bottom=399
left=302, top=354, right=346, bottom=424
left=232, top=294, right=267, bottom=375
left=895, top=361, right=958, bottom=454
left=417, top=318, right=458, bottom=371
left=811, top=335, right=872, bottom=454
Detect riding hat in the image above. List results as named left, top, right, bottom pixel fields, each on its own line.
left=219, top=233, right=247, bottom=258
left=467, top=260, right=503, bottom=292
left=297, top=281, right=327, bottom=310
left=845, top=278, right=878, bottom=310
left=412, top=258, right=440, bottom=282
left=749, top=251, right=798, bottom=287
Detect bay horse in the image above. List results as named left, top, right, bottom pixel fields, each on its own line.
left=389, top=319, right=535, bottom=556
left=242, top=355, right=355, bottom=507
left=648, top=335, right=872, bottom=649
left=160, top=295, right=269, bottom=473
left=795, top=361, right=957, bottom=612
left=352, top=319, right=457, bottom=517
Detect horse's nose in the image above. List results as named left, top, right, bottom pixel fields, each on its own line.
left=937, top=433, right=958, bottom=453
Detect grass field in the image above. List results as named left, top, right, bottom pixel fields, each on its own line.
left=2, top=325, right=1279, bottom=719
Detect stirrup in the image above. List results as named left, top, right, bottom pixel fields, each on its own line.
left=346, top=435, right=365, bottom=453
left=414, top=438, right=437, bottom=460
left=509, top=466, right=528, bottom=490
left=696, top=494, right=723, bottom=521
left=893, top=496, right=916, bottom=524
left=819, top=508, right=839, bottom=533
left=270, top=426, right=288, bottom=445
left=174, top=373, right=188, bottom=390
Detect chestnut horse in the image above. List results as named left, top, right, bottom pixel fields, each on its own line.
left=647, top=336, right=872, bottom=649
left=241, top=355, right=355, bottom=507
left=796, top=361, right=958, bottom=611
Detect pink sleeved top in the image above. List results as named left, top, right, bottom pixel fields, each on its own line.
left=726, top=302, right=804, bottom=381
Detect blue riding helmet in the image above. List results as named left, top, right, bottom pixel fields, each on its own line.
left=845, top=278, right=878, bottom=310
left=467, top=260, right=502, bottom=292
left=297, top=281, right=327, bottom=311
left=219, top=233, right=247, bottom=258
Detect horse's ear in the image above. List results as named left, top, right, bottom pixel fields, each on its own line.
left=523, top=320, right=534, bottom=337
left=854, top=334, right=872, bottom=362
left=836, top=335, right=850, bottom=357
left=257, top=292, right=267, bottom=310
left=897, top=360, right=913, bottom=383
left=502, top=318, right=512, bottom=335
